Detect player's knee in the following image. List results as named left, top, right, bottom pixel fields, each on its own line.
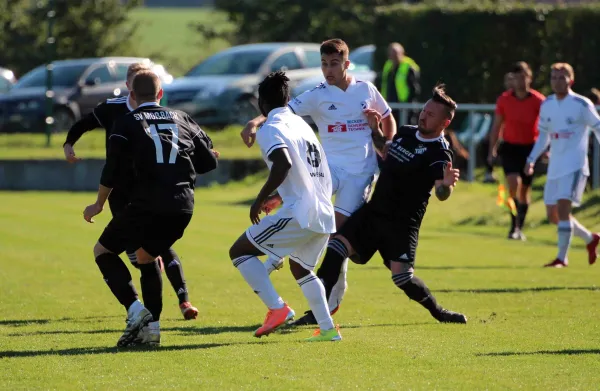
left=93, top=242, right=111, bottom=258
left=390, top=260, right=415, bottom=288
left=135, top=248, right=155, bottom=264
left=289, top=259, right=310, bottom=280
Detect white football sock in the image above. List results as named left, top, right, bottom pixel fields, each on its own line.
left=148, top=321, right=160, bottom=331
left=297, top=272, right=334, bottom=331
left=327, top=258, right=348, bottom=312
left=127, top=300, right=144, bottom=319
left=233, top=256, right=285, bottom=309
left=557, top=220, right=573, bottom=262
left=572, top=217, right=593, bottom=244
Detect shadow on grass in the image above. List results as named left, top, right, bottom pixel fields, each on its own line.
left=436, top=286, right=599, bottom=294
left=478, top=348, right=600, bottom=357
left=0, top=340, right=281, bottom=358
left=0, top=319, right=51, bottom=327
left=419, top=265, right=531, bottom=271
left=7, top=324, right=262, bottom=338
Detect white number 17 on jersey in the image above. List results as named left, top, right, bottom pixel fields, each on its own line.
left=148, top=124, right=179, bottom=164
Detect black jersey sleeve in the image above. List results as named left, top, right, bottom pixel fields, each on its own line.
left=100, top=119, right=131, bottom=188
left=187, top=115, right=217, bottom=174
left=428, top=149, right=453, bottom=181
left=63, top=112, right=101, bottom=146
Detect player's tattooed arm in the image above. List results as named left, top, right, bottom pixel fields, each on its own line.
left=434, top=162, right=459, bottom=201
left=371, top=130, right=388, bottom=152
left=434, top=182, right=452, bottom=201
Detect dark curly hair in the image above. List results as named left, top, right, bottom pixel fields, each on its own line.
left=258, top=71, right=290, bottom=108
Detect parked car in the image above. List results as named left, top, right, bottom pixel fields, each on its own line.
left=163, top=43, right=324, bottom=127
left=291, top=44, right=376, bottom=98
left=0, top=67, right=17, bottom=94
left=0, top=57, right=173, bottom=133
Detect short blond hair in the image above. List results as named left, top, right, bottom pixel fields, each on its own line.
left=127, top=62, right=151, bottom=84
left=551, top=62, right=574, bottom=79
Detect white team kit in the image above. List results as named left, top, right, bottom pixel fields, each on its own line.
left=288, top=77, right=392, bottom=216
left=247, top=107, right=336, bottom=270
left=529, top=91, right=600, bottom=206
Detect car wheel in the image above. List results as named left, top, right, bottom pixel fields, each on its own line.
left=231, top=97, right=259, bottom=125
left=52, top=108, right=75, bottom=133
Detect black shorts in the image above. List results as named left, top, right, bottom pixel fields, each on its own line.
left=108, top=186, right=131, bottom=218
left=339, top=204, right=419, bottom=267
left=499, top=142, right=534, bottom=186
left=99, top=205, right=192, bottom=258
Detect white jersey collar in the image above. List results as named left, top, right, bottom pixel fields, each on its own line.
left=267, top=106, right=291, bottom=120
left=416, top=130, right=445, bottom=142
left=137, top=101, right=161, bottom=108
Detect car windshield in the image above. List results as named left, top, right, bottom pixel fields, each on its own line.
left=349, top=50, right=373, bottom=70
left=13, top=64, right=89, bottom=88
left=186, top=49, right=272, bottom=76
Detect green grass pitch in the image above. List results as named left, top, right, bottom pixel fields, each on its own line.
left=1, top=176, right=599, bottom=389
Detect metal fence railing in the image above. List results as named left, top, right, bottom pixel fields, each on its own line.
left=388, top=102, right=600, bottom=190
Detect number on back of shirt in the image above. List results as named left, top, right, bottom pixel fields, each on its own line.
left=148, top=124, right=179, bottom=164
left=306, top=142, right=321, bottom=168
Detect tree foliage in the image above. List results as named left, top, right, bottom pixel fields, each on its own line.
left=0, top=0, right=141, bottom=77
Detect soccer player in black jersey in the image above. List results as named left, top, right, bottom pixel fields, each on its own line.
left=64, top=63, right=200, bottom=321
left=83, top=71, right=218, bottom=346
left=295, top=84, right=467, bottom=325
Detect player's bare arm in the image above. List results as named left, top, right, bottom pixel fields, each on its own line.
left=83, top=184, right=112, bottom=223
left=524, top=130, right=550, bottom=175
left=487, top=114, right=504, bottom=165
left=250, top=147, right=292, bottom=224
left=364, top=108, right=388, bottom=153
left=241, top=115, right=267, bottom=147
left=381, top=111, right=397, bottom=141
left=434, top=162, right=459, bottom=201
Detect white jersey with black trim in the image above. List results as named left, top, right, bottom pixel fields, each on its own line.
left=256, top=106, right=336, bottom=234
left=529, top=91, right=600, bottom=179
left=287, top=77, right=391, bottom=177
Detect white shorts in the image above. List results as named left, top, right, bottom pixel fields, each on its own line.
left=544, top=170, right=588, bottom=207
left=246, top=210, right=329, bottom=271
left=330, top=165, right=375, bottom=217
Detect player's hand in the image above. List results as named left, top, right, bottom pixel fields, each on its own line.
left=262, top=194, right=282, bottom=215
left=83, top=202, right=103, bottom=223
left=382, top=142, right=391, bottom=160
left=363, top=109, right=382, bottom=132
left=524, top=162, right=534, bottom=176
left=241, top=121, right=258, bottom=148
left=487, top=149, right=496, bottom=167
left=442, top=162, right=460, bottom=188
left=211, top=149, right=220, bottom=158
left=64, top=143, right=81, bottom=163
left=250, top=198, right=264, bottom=225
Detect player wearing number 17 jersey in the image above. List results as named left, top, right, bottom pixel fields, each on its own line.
left=83, top=71, right=218, bottom=346
left=525, top=63, right=600, bottom=268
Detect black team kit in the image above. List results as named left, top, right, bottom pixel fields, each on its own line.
left=303, top=125, right=467, bottom=324
left=97, top=102, right=217, bottom=346
left=64, top=96, right=198, bottom=318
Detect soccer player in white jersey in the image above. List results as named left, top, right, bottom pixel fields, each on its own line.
left=229, top=71, right=341, bottom=341
left=241, top=39, right=396, bottom=325
left=525, top=63, right=600, bottom=268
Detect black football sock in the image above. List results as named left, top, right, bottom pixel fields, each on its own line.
left=510, top=199, right=521, bottom=231
left=518, top=202, right=529, bottom=230
left=139, top=261, right=163, bottom=322
left=95, top=253, right=138, bottom=310
left=393, top=274, right=443, bottom=319
left=161, top=248, right=189, bottom=304
left=316, top=238, right=349, bottom=299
